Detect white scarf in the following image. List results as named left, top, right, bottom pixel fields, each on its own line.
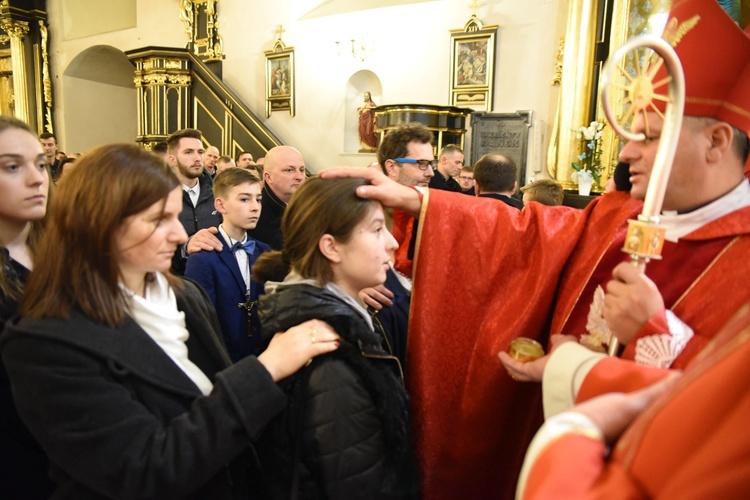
left=121, top=273, right=214, bottom=395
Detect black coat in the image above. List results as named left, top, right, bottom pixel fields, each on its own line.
left=0, top=250, right=55, bottom=499
left=478, top=192, right=524, bottom=209
left=247, top=183, right=286, bottom=250
left=1, top=279, right=286, bottom=500
left=257, top=284, right=417, bottom=500
left=173, top=174, right=223, bottom=275
left=428, top=171, right=462, bottom=192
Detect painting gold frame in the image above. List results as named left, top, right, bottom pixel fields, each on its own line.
left=449, top=16, right=498, bottom=111
left=264, top=39, right=295, bottom=117
left=548, top=0, right=671, bottom=189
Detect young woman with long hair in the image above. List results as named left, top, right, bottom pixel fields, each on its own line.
left=1, top=143, right=338, bottom=498
left=0, top=116, right=54, bottom=499
left=253, top=177, right=417, bottom=499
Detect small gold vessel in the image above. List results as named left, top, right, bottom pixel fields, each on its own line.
left=509, top=337, right=545, bottom=363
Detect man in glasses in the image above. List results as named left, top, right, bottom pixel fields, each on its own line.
left=457, top=166, right=475, bottom=195
left=428, top=144, right=464, bottom=192
left=358, top=122, right=437, bottom=365
left=378, top=122, right=435, bottom=187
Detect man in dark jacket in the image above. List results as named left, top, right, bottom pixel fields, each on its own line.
left=428, top=144, right=463, bottom=192
left=187, top=145, right=306, bottom=254
left=474, top=153, right=524, bottom=209
left=39, top=132, right=61, bottom=182
left=248, top=145, right=306, bottom=250
left=167, top=128, right=222, bottom=274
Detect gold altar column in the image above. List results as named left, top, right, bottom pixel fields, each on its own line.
left=128, top=48, right=192, bottom=149
left=0, top=18, right=29, bottom=123
left=548, top=0, right=597, bottom=188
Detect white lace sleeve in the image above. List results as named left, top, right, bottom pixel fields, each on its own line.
left=634, top=310, right=694, bottom=368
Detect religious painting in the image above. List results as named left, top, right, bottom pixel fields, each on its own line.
left=264, top=36, right=295, bottom=117
left=449, top=17, right=498, bottom=111
left=454, top=40, right=489, bottom=86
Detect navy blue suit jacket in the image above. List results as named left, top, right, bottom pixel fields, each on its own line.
left=185, top=232, right=271, bottom=362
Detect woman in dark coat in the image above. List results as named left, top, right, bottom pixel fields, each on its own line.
left=0, top=116, right=55, bottom=499
left=1, top=144, right=339, bottom=499
left=253, top=177, right=418, bottom=500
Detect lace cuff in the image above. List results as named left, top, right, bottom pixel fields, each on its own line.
left=630, top=309, right=694, bottom=368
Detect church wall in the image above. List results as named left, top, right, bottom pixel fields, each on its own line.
left=62, top=77, right=137, bottom=154
left=45, top=0, right=566, bottom=176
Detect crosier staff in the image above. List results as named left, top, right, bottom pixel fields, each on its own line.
left=599, top=35, right=685, bottom=356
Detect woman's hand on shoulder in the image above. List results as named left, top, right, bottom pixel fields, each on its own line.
left=258, top=319, right=340, bottom=381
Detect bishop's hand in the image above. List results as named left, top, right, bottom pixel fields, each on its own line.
left=603, top=262, right=664, bottom=345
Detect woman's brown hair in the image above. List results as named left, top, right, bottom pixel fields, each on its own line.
left=253, top=177, right=376, bottom=284
left=21, top=143, right=180, bottom=327
left=0, top=116, right=51, bottom=300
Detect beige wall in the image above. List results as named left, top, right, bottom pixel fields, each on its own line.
left=62, top=77, right=136, bottom=155
left=46, top=0, right=566, bottom=176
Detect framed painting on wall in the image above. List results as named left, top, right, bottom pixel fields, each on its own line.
left=449, top=16, right=498, bottom=111
left=264, top=34, right=295, bottom=117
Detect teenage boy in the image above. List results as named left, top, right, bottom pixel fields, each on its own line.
left=185, top=168, right=270, bottom=362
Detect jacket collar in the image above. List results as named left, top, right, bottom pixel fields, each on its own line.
left=4, top=286, right=229, bottom=398
left=262, top=183, right=287, bottom=212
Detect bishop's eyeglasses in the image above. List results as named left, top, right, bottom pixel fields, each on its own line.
left=392, top=158, right=438, bottom=170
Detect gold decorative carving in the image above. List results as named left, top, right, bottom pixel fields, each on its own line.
left=179, top=0, right=224, bottom=62
left=468, top=0, right=484, bottom=17
left=169, top=74, right=191, bottom=85
left=179, top=0, right=193, bottom=41
left=129, top=51, right=193, bottom=143
left=39, top=20, right=53, bottom=133
left=0, top=19, right=30, bottom=122
left=551, top=37, right=564, bottom=86
left=0, top=19, right=29, bottom=39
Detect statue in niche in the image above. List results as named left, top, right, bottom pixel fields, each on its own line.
left=357, top=91, right=378, bottom=152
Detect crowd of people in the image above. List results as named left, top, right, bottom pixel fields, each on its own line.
left=1, top=0, right=749, bottom=498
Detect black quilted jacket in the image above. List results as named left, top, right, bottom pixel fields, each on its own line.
left=256, top=284, right=418, bottom=500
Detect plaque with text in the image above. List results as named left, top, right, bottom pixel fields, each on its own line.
left=470, top=111, right=532, bottom=191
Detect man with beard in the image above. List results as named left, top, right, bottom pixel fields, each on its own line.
left=377, top=122, right=435, bottom=278
left=167, top=128, right=221, bottom=274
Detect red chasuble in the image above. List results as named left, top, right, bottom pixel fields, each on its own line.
left=408, top=189, right=640, bottom=499
left=408, top=188, right=750, bottom=499
left=524, top=304, right=750, bottom=498
left=551, top=203, right=750, bottom=368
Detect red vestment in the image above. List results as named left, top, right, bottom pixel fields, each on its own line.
left=392, top=209, right=415, bottom=278
left=524, top=304, right=750, bottom=498
left=408, top=188, right=750, bottom=499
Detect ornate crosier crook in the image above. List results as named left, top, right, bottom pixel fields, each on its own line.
left=599, top=35, right=685, bottom=356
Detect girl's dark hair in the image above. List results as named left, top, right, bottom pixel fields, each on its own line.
left=21, top=143, right=180, bottom=327
left=253, top=177, right=376, bottom=284
left=0, top=116, right=50, bottom=300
